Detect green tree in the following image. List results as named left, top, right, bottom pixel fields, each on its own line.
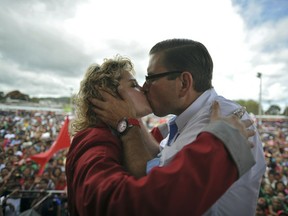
left=282, top=106, right=288, bottom=116
left=265, top=104, right=281, bottom=115
left=31, top=97, right=40, bottom=103
left=234, top=99, right=259, bottom=115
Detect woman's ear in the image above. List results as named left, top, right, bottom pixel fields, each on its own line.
left=178, top=71, right=193, bottom=97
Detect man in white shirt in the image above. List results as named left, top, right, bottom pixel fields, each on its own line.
left=152, top=88, right=266, bottom=216
left=142, top=39, right=266, bottom=216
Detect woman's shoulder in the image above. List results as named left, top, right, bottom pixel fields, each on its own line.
left=73, top=126, right=117, bottom=144
left=67, top=126, right=121, bottom=165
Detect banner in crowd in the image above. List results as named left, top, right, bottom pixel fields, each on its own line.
left=30, top=116, right=70, bottom=174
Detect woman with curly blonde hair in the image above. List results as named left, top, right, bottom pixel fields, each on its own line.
left=70, top=55, right=151, bottom=137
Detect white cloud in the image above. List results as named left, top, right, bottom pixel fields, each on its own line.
left=0, top=0, right=287, bottom=111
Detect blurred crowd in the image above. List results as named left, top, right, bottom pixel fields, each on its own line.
left=1, top=109, right=288, bottom=215
left=0, top=110, right=68, bottom=215
left=257, top=119, right=288, bottom=216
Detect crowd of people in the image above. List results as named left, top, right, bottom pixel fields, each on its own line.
left=0, top=110, right=68, bottom=215
left=257, top=119, right=288, bottom=216
left=0, top=108, right=287, bottom=215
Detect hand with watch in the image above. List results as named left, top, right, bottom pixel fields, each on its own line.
left=89, top=89, right=138, bottom=129
left=90, top=91, right=157, bottom=177
left=117, top=117, right=141, bottom=136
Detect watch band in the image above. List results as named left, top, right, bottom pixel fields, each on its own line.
left=127, top=118, right=140, bottom=127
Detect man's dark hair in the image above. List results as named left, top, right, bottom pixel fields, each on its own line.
left=149, top=38, right=213, bottom=92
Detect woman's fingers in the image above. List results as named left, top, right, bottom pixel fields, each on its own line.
left=232, top=107, right=246, bottom=119
left=241, top=119, right=254, bottom=128
left=210, top=101, right=256, bottom=148
left=210, top=101, right=220, bottom=122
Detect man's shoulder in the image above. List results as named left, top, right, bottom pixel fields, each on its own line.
left=216, top=95, right=240, bottom=106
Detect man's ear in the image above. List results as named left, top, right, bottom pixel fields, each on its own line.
left=178, top=71, right=193, bottom=97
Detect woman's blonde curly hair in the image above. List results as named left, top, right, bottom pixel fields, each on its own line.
left=70, top=55, right=135, bottom=136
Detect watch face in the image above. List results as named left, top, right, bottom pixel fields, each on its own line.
left=117, top=120, right=128, bottom=133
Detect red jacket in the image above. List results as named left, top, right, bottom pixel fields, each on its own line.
left=66, top=126, right=238, bottom=216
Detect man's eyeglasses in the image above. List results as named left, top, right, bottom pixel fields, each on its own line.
left=145, top=71, right=183, bottom=84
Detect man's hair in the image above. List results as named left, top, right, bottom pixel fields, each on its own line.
left=149, top=38, right=213, bottom=92
left=70, top=55, right=134, bottom=136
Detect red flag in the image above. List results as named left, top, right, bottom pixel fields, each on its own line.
left=30, top=116, right=71, bottom=175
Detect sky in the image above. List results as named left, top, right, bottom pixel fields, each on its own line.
left=0, top=0, right=287, bottom=111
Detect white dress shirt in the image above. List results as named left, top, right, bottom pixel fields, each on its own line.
left=158, top=88, right=266, bottom=216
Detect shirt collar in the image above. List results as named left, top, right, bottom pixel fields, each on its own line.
left=173, top=88, right=217, bottom=132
